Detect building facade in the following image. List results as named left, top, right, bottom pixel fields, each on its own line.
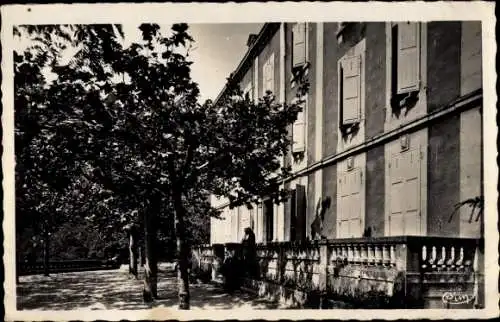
left=210, top=21, right=483, bottom=245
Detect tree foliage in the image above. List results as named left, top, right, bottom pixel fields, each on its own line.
left=14, top=23, right=302, bottom=308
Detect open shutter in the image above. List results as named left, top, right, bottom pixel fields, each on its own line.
left=396, top=22, right=420, bottom=94
left=389, top=154, right=404, bottom=236
left=295, top=185, right=307, bottom=242
left=337, top=169, right=363, bottom=238
left=293, top=23, right=306, bottom=68
left=264, top=53, right=275, bottom=93
left=348, top=169, right=363, bottom=238
left=403, top=148, right=421, bottom=235
left=243, top=82, right=253, bottom=100
left=337, top=173, right=347, bottom=238
left=292, top=105, right=305, bottom=152
left=341, top=55, right=361, bottom=125
left=389, top=148, right=422, bottom=236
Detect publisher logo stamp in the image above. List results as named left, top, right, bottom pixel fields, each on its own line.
left=442, top=291, right=475, bottom=305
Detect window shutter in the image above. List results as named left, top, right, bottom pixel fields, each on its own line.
left=264, top=53, right=275, bottom=94
left=341, top=55, right=361, bottom=125
left=244, top=82, right=252, bottom=99
left=337, top=168, right=363, bottom=238
left=293, top=23, right=306, bottom=68
left=292, top=106, right=305, bottom=152
left=396, top=22, right=420, bottom=94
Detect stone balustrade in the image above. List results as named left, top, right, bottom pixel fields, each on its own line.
left=192, top=236, right=483, bottom=309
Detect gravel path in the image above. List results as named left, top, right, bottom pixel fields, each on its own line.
left=17, top=264, right=280, bottom=310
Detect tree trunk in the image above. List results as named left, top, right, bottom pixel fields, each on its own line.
left=173, top=193, right=190, bottom=310
left=129, top=229, right=138, bottom=279
left=143, top=211, right=157, bottom=302
left=43, top=228, right=50, bottom=277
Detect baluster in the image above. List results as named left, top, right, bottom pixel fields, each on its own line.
left=446, top=246, right=456, bottom=271
left=374, top=245, right=382, bottom=265
left=421, top=245, right=428, bottom=269
left=429, top=246, right=437, bottom=270
left=361, top=245, right=368, bottom=265
left=353, top=245, right=360, bottom=263
left=436, top=246, right=446, bottom=271
left=314, top=247, right=320, bottom=261
left=390, top=245, right=396, bottom=266
left=366, top=245, right=373, bottom=265
left=330, top=246, right=337, bottom=262
left=347, top=245, right=353, bottom=263
left=382, top=245, right=390, bottom=266
left=464, top=247, right=473, bottom=271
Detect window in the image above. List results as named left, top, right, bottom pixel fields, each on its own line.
left=263, top=199, right=274, bottom=242
left=263, top=53, right=275, bottom=94
left=391, top=22, right=421, bottom=106
left=339, top=54, right=362, bottom=128
left=289, top=185, right=306, bottom=242
left=292, top=23, right=306, bottom=69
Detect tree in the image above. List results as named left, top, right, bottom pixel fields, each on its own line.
left=14, top=23, right=303, bottom=309
left=109, top=24, right=303, bottom=309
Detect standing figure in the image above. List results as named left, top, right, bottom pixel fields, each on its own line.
left=241, top=227, right=257, bottom=277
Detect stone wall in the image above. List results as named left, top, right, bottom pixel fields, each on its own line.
left=192, top=236, right=483, bottom=309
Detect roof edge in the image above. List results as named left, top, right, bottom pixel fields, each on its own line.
left=212, top=22, right=280, bottom=105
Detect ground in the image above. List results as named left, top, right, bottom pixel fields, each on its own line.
left=16, top=263, right=281, bottom=310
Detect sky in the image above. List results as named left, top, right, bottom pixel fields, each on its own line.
left=122, top=23, right=264, bottom=102
left=15, top=23, right=263, bottom=103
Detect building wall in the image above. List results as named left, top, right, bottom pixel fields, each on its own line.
left=322, top=23, right=339, bottom=158
left=427, top=22, right=462, bottom=113
left=459, top=21, right=482, bottom=238
left=257, top=28, right=280, bottom=98
left=304, top=24, right=317, bottom=166
left=428, top=115, right=461, bottom=237
left=322, top=164, right=337, bottom=238
left=365, top=145, right=385, bottom=237
left=210, top=21, right=483, bottom=244
left=364, top=22, right=386, bottom=140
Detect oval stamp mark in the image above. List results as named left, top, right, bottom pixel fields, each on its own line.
left=442, top=291, right=475, bottom=305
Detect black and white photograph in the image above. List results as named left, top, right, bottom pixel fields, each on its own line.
left=2, top=2, right=497, bottom=320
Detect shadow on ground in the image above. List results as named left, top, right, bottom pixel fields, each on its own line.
left=17, top=264, right=279, bottom=310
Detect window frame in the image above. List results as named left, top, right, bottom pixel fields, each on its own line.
left=390, top=22, right=422, bottom=108
left=338, top=54, right=362, bottom=129
left=292, top=22, right=307, bottom=70
left=263, top=52, right=275, bottom=94
left=336, top=157, right=365, bottom=239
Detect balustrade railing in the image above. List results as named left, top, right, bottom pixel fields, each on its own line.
left=192, top=235, right=483, bottom=308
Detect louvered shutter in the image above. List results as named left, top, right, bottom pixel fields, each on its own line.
left=388, top=148, right=422, bottom=236
left=292, top=105, right=305, bottom=152
left=293, top=23, right=306, bottom=68
left=264, top=53, right=275, bottom=94
left=403, top=149, right=421, bottom=235
left=337, top=173, right=347, bottom=238
left=341, top=55, right=361, bottom=125
left=396, top=22, right=420, bottom=94
left=337, top=169, right=363, bottom=238
left=347, top=169, right=363, bottom=238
